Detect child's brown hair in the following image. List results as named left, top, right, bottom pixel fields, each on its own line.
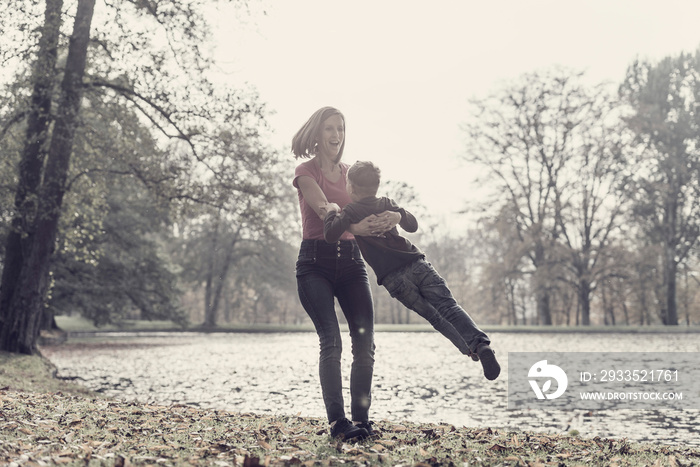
left=347, top=161, right=381, bottom=198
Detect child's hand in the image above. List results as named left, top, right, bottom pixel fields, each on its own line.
left=318, top=202, right=340, bottom=218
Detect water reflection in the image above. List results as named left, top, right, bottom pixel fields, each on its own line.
left=42, top=331, right=700, bottom=446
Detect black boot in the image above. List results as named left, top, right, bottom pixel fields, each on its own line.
left=330, top=417, right=369, bottom=441
left=477, top=344, right=501, bottom=380
left=354, top=421, right=379, bottom=438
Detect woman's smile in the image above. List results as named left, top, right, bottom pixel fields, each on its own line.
left=317, top=114, right=345, bottom=159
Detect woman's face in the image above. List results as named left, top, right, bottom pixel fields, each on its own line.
left=316, top=114, right=344, bottom=162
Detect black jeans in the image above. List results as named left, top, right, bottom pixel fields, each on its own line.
left=382, top=258, right=490, bottom=354
left=296, top=239, right=375, bottom=423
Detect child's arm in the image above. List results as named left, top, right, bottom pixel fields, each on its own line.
left=318, top=202, right=340, bottom=219
left=323, top=205, right=351, bottom=243
left=398, top=208, right=418, bottom=233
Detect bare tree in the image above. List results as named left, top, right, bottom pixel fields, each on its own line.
left=553, top=84, right=630, bottom=325
left=474, top=206, right=531, bottom=325
left=464, top=68, right=612, bottom=325
left=620, top=49, right=700, bottom=325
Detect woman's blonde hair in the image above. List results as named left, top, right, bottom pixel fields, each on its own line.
left=291, top=106, right=346, bottom=159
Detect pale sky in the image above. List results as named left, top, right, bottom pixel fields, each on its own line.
left=209, top=0, right=700, bottom=232
left=4, top=2, right=698, bottom=232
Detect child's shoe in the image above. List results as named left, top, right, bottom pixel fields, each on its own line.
left=477, top=344, right=501, bottom=380
left=330, top=417, right=369, bottom=441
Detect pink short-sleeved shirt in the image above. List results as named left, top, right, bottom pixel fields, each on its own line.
left=293, top=159, right=354, bottom=241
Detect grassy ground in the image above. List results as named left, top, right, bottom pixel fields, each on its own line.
left=2, top=351, right=699, bottom=466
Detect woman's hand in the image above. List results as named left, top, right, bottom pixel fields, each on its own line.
left=349, top=211, right=401, bottom=237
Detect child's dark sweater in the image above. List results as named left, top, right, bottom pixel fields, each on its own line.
left=323, top=196, right=424, bottom=284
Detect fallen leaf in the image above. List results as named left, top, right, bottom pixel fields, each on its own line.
left=258, top=440, right=273, bottom=450
left=512, top=434, right=520, bottom=447
left=52, top=457, right=72, bottom=465
left=149, top=445, right=173, bottom=451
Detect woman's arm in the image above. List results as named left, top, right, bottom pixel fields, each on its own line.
left=296, top=175, right=400, bottom=236
left=296, top=175, right=329, bottom=219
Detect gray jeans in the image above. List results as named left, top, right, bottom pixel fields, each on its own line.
left=382, top=258, right=489, bottom=354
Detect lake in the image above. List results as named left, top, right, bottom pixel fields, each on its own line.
left=41, top=331, right=700, bottom=446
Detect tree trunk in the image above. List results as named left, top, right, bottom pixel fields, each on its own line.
left=579, top=278, right=591, bottom=326
left=601, top=282, right=609, bottom=325
left=621, top=297, right=630, bottom=325
left=203, top=213, right=221, bottom=327
left=661, top=242, right=678, bottom=326
left=209, top=235, right=242, bottom=325
left=203, top=222, right=242, bottom=328
left=509, top=278, right=520, bottom=325
left=603, top=284, right=616, bottom=325
left=222, top=281, right=231, bottom=323
left=0, top=0, right=96, bottom=354
left=682, top=269, right=690, bottom=326
left=506, top=280, right=516, bottom=325
left=638, top=275, right=648, bottom=325
left=664, top=249, right=678, bottom=325
left=0, top=0, right=63, bottom=331
left=533, top=241, right=553, bottom=325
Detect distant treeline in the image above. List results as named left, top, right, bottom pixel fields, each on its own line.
left=0, top=1, right=698, bottom=356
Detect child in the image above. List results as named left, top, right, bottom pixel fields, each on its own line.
left=322, top=161, right=500, bottom=380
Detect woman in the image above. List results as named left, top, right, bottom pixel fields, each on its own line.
left=291, top=106, right=399, bottom=441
